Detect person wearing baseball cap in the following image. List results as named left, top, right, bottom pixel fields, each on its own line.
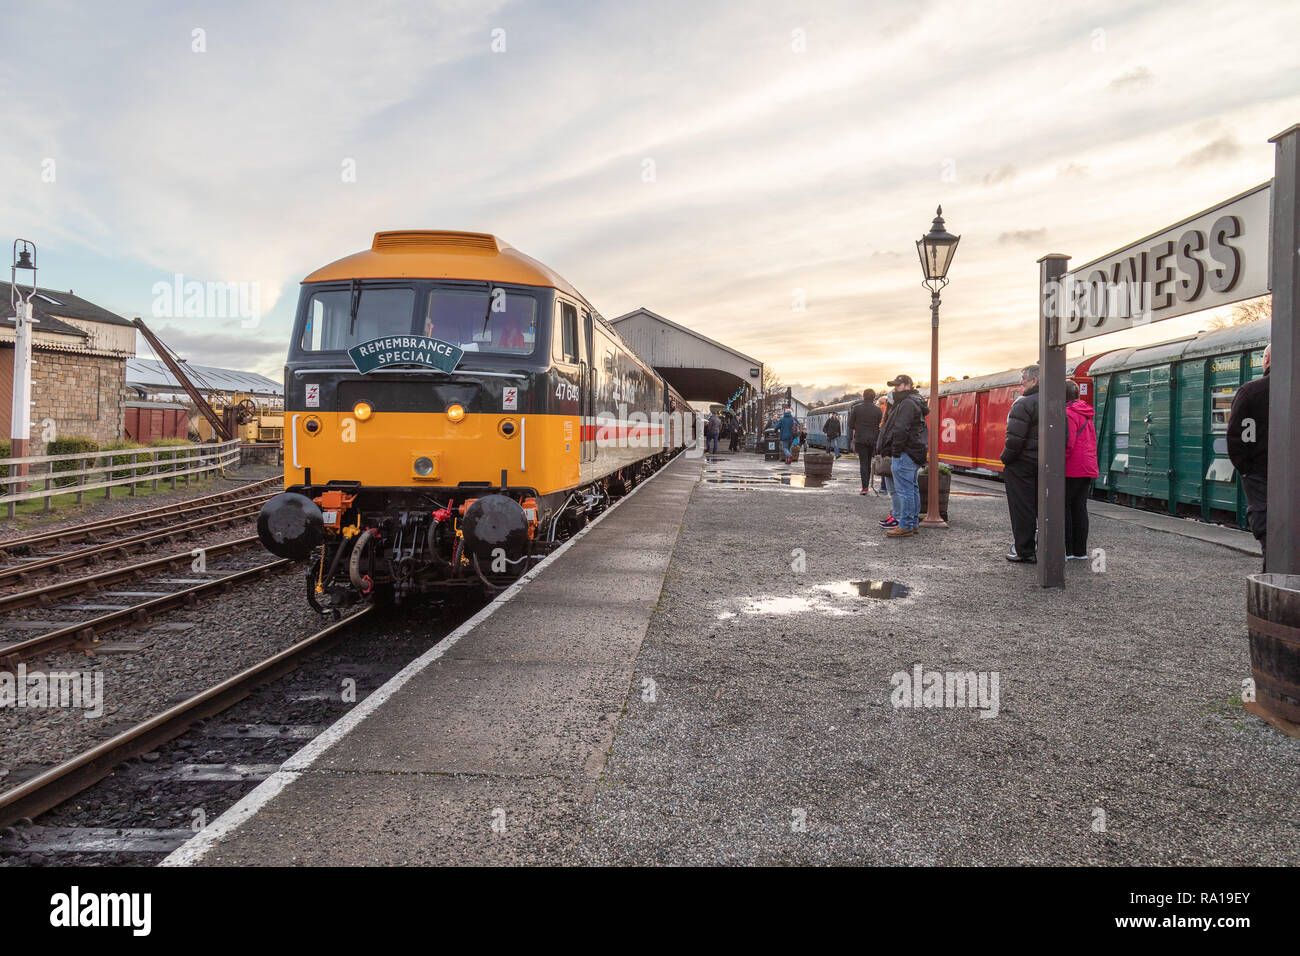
left=876, top=375, right=929, bottom=537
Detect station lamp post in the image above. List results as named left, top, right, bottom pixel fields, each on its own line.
left=915, top=207, right=959, bottom=528
left=9, top=240, right=38, bottom=493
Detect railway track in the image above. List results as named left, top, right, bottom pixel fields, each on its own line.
left=0, top=607, right=372, bottom=831
left=0, top=546, right=290, bottom=665
left=0, top=500, right=267, bottom=585
left=0, top=476, right=279, bottom=555
left=0, top=477, right=283, bottom=667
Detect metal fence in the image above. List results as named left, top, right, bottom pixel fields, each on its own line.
left=0, top=439, right=241, bottom=517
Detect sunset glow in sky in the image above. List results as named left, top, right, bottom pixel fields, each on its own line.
left=3, top=0, right=1298, bottom=402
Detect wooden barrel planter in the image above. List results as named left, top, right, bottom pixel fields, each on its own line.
left=1246, top=574, right=1300, bottom=736
left=804, top=451, right=833, bottom=481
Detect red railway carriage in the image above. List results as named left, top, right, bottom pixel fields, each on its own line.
left=927, top=356, right=1101, bottom=475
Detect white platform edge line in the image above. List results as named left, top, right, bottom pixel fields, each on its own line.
left=160, top=450, right=697, bottom=867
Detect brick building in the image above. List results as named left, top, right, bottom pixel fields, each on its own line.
left=0, top=283, right=134, bottom=454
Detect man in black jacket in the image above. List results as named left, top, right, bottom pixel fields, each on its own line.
left=878, top=376, right=928, bottom=537
left=823, top=411, right=842, bottom=458
left=847, top=388, right=881, bottom=494
left=1001, top=365, right=1040, bottom=563
left=1227, top=344, right=1270, bottom=557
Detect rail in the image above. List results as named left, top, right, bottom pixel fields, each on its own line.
left=0, top=439, right=241, bottom=517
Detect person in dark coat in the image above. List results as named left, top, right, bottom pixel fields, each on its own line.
left=877, top=375, right=928, bottom=537
left=847, top=388, right=882, bottom=495
left=705, top=412, right=721, bottom=455
left=823, top=412, right=842, bottom=458
left=776, top=409, right=796, bottom=463
left=1228, top=344, right=1270, bottom=559
left=1001, top=365, right=1040, bottom=563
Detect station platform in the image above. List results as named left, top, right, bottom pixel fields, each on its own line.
left=167, top=447, right=1299, bottom=866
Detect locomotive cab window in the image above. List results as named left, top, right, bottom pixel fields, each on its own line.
left=423, top=287, right=536, bottom=355
left=554, top=301, right=579, bottom=364
left=301, top=286, right=416, bottom=351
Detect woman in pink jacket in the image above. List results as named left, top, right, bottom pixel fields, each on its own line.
left=1064, top=380, right=1100, bottom=560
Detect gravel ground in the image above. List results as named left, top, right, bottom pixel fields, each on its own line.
left=576, top=450, right=1300, bottom=865
left=0, top=464, right=280, bottom=544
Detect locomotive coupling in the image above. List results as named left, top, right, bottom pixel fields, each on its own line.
left=461, top=494, right=532, bottom=565
left=257, top=491, right=324, bottom=560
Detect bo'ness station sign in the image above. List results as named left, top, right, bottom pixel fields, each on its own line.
left=1048, top=182, right=1271, bottom=344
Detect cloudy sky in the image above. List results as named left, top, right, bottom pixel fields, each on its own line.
left=3, top=0, right=1297, bottom=402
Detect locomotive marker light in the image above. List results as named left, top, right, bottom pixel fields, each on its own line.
left=8, top=240, right=38, bottom=494
left=916, top=207, right=960, bottom=529
left=352, top=401, right=373, bottom=421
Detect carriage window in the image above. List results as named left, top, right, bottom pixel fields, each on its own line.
left=554, top=302, right=579, bottom=363
left=300, top=287, right=416, bottom=351
left=1114, top=395, right=1131, bottom=450
left=1210, top=387, right=1236, bottom=433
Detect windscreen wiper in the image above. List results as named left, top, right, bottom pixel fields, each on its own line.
left=348, top=279, right=361, bottom=336
left=480, top=282, right=498, bottom=336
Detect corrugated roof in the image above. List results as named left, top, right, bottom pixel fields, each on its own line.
left=127, top=358, right=282, bottom=396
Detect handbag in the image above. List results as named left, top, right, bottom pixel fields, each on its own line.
left=873, top=454, right=891, bottom=476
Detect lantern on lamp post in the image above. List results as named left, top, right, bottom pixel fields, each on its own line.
left=915, top=207, right=959, bottom=528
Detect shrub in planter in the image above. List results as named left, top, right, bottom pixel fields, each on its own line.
left=47, top=437, right=101, bottom=488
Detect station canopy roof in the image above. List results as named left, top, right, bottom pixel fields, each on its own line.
left=127, top=357, right=282, bottom=397
left=609, top=307, right=763, bottom=403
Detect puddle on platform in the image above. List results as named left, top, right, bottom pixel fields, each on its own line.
left=851, top=580, right=910, bottom=599
left=703, top=470, right=829, bottom=489
left=813, top=580, right=911, bottom=600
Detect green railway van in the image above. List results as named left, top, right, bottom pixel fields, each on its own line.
left=1089, top=320, right=1269, bottom=529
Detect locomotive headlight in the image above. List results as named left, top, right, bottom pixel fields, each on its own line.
left=353, top=401, right=373, bottom=421
left=413, top=456, right=435, bottom=477
left=446, top=403, right=466, bottom=423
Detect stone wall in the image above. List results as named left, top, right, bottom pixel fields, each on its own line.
left=29, top=349, right=126, bottom=453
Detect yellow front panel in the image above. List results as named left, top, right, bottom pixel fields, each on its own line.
left=284, top=411, right=581, bottom=494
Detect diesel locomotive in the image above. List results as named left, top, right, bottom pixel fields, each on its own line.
left=256, top=230, right=694, bottom=614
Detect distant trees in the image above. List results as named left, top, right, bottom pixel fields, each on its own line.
left=1208, top=295, right=1270, bottom=329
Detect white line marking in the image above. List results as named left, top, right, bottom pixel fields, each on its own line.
left=160, top=451, right=692, bottom=867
